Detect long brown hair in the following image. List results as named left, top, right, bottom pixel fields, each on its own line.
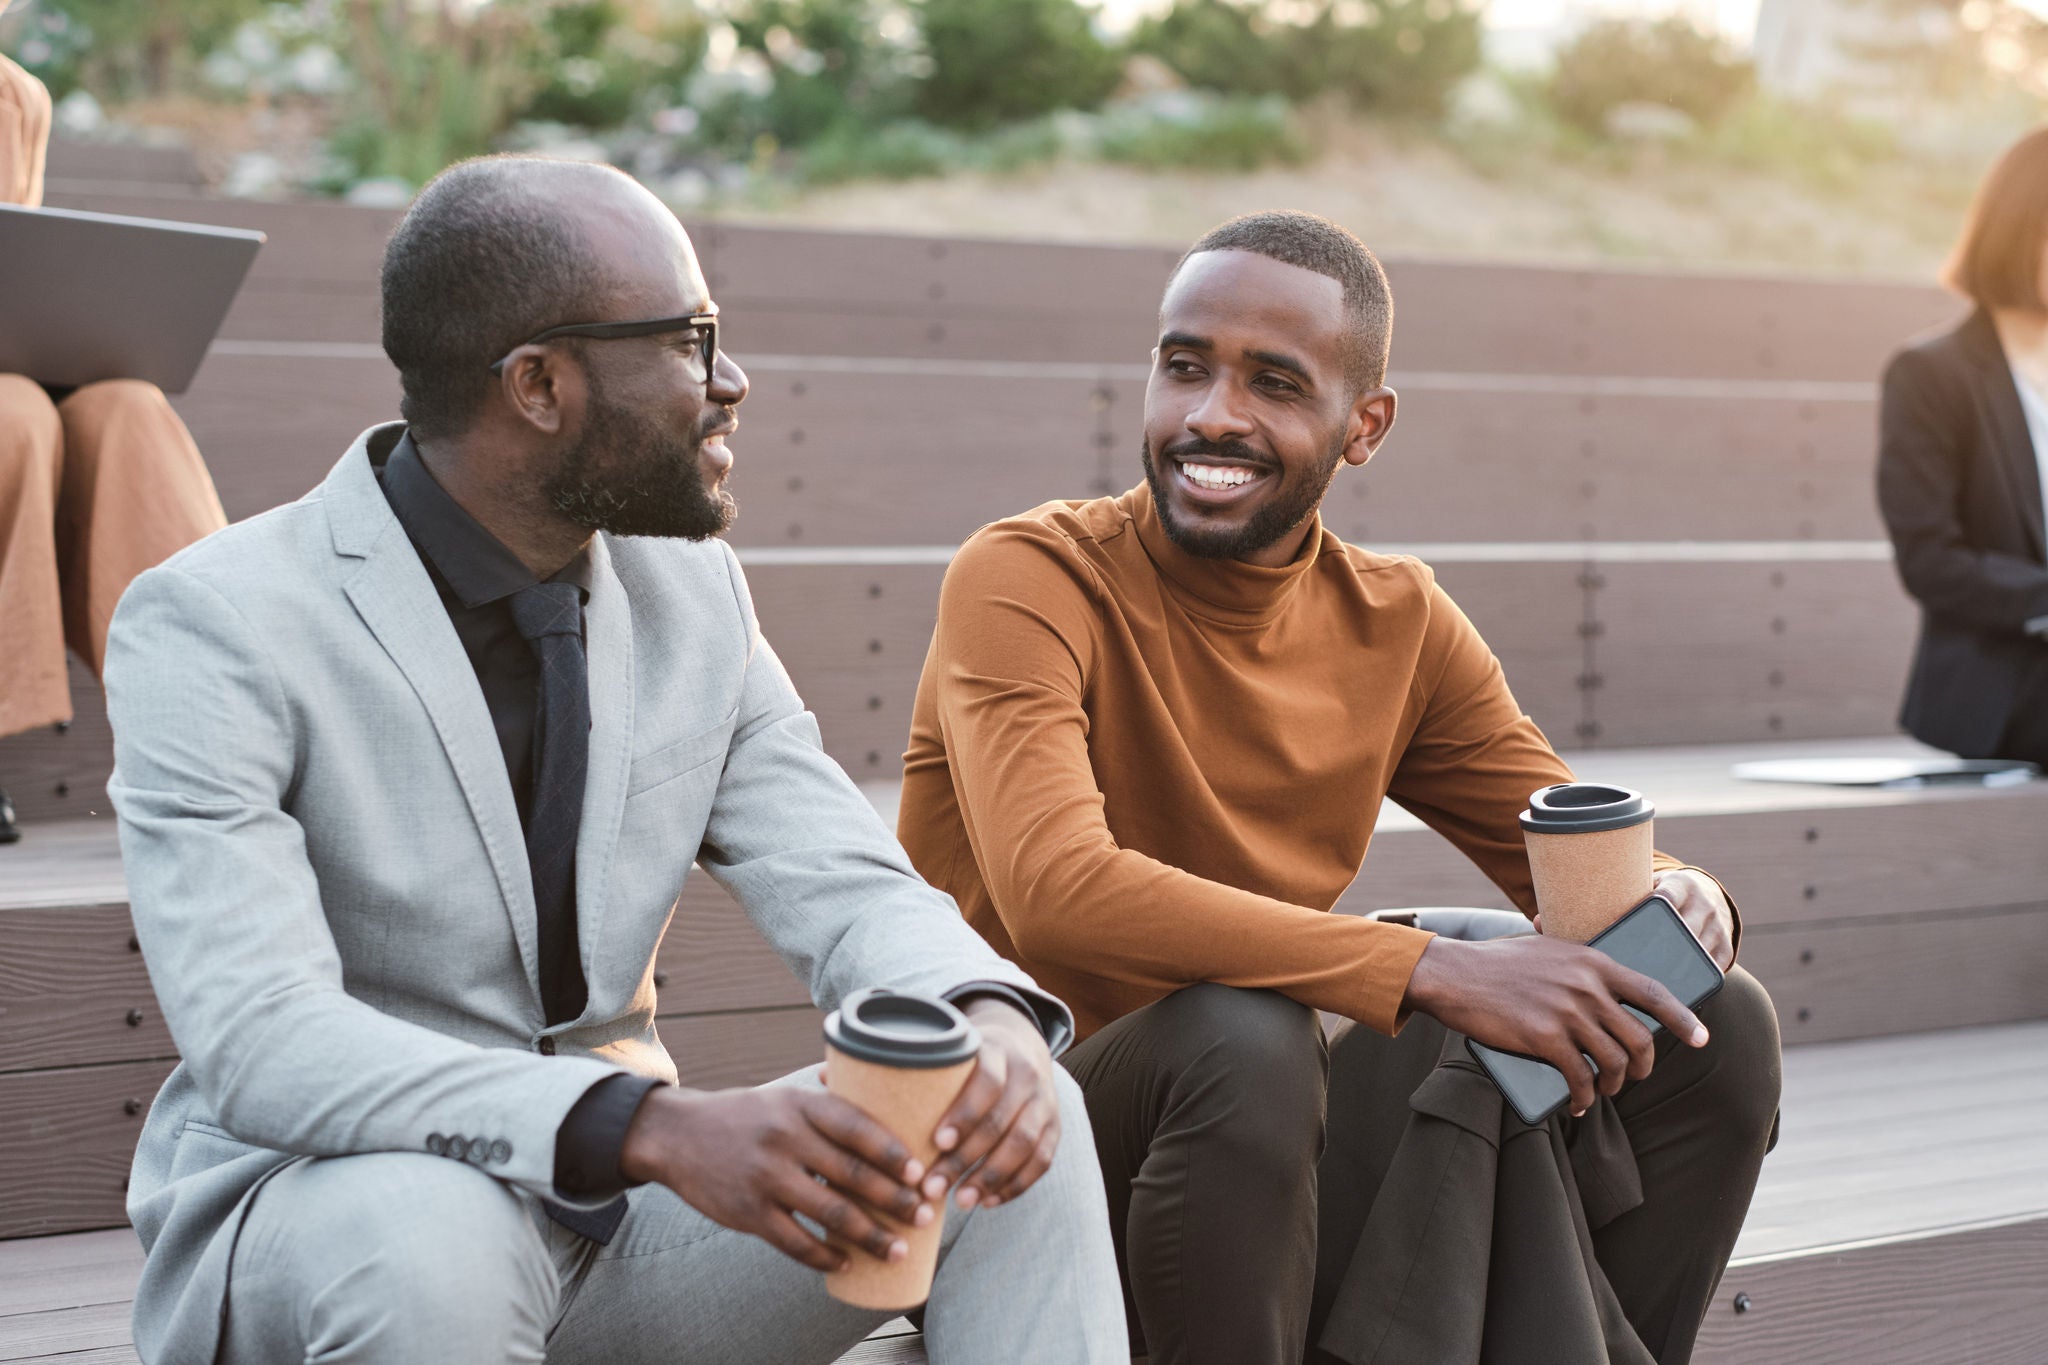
left=1946, top=127, right=2048, bottom=311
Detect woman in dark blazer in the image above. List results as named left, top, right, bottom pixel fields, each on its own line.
left=1879, top=128, right=2048, bottom=763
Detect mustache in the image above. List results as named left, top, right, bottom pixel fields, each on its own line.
left=1156, top=436, right=1275, bottom=469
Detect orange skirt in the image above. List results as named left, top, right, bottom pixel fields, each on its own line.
left=0, top=374, right=226, bottom=737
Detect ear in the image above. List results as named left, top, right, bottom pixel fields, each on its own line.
left=1341, top=386, right=1397, bottom=468
left=496, top=345, right=585, bottom=437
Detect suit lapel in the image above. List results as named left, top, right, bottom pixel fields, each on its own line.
left=571, top=533, right=635, bottom=1013
left=1959, top=309, right=2047, bottom=561
left=325, top=429, right=541, bottom=993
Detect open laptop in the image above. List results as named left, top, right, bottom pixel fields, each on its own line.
left=0, top=201, right=265, bottom=395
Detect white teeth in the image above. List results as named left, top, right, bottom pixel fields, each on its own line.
left=1181, top=461, right=1257, bottom=491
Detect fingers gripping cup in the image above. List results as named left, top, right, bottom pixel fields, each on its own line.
left=1520, top=783, right=1656, bottom=943
left=822, top=988, right=982, bottom=1310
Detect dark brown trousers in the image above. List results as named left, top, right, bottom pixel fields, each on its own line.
left=1062, top=971, right=1781, bottom=1365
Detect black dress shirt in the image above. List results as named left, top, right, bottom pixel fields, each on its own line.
left=377, top=432, right=1056, bottom=1211
left=377, top=433, right=653, bottom=1201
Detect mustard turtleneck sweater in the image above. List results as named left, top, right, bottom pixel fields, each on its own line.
left=898, top=484, right=1716, bottom=1042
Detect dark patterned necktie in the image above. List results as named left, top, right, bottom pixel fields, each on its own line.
left=509, top=581, right=589, bottom=1026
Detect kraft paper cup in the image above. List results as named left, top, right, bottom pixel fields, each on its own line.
left=822, top=988, right=982, bottom=1310
left=1521, top=783, right=1656, bottom=943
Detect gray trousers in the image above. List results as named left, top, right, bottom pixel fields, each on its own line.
left=216, top=1065, right=1127, bottom=1365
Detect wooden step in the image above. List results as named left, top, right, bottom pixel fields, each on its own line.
left=6, top=1022, right=2039, bottom=1365
left=5, top=740, right=2044, bottom=1239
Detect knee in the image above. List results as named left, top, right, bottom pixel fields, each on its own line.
left=0, top=374, right=62, bottom=469
left=1689, top=967, right=1783, bottom=1141
left=1163, top=984, right=1324, bottom=1088
left=246, top=1154, right=551, bottom=1352
left=1157, top=985, right=1326, bottom=1161
left=57, top=378, right=170, bottom=447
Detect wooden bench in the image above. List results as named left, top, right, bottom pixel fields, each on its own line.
left=5, top=181, right=2041, bottom=1360
left=9, top=1017, right=2043, bottom=1365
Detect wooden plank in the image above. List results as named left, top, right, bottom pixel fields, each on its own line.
left=43, top=139, right=203, bottom=190
left=1740, top=906, right=2048, bottom=1044
left=170, top=354, right=400, bottom=522
left=0, top=1061, right=173, bottom=1239
left=1697, top=1216, right=2048, bottom=1365
left=1591, top=560, right=1916, bottom=747
left=0, top=1230, right=140, bottom=1318
left=658, top=1006, right=825, bottom=1091
left=11, top=1348, right=138, bottom=1365
left=717, top=371, right=1135, bottom=551
left=1335, top=389, right=1885, bottom=544
left=0, top=905, right=172, bottom=1073
left=40, top=192, right=401, bottom=291
left=654, top=876, right=812, bottom=1015
left=0, top=1299, right=134, bottom=1363
left=0, top=658, right=114, bottom=825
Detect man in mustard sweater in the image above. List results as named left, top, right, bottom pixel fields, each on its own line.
left=896, top=211, right=1781, bottom=1365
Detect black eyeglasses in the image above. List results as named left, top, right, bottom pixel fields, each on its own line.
left=487, top=311, right=719, bottom=379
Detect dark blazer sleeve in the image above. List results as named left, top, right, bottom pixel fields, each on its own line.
left=1876, top=346, right=2048, bottom=635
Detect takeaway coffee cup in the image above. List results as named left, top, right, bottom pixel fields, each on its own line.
left=822, top=988, right=983, bottom=1310
left=1520, top=783, right=1656, bottom=943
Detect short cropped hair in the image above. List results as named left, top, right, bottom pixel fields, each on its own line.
left=1945, top=127, right=2048, bottom=311
left=381, top=156, right=626, bottom=439
left=1171, top=210, right=1394, bottom=391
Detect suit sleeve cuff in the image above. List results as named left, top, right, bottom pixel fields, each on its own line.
left=554, top=1074, right=663, bottom=1201
left=944, top=981, right=1074, bottom=1058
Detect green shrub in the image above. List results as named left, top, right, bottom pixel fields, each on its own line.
left=1094, top=93, right=1307, bottom=172
left=1132, top=0, right=1481, bottom=116
left=913, top=0, right=1121, bottom=129
left=524, top=0, right=706, bottom=130
left=328, top=0, right=553, bottom=187
left=1547, top=17, right=1753, bottom=134
left=722, top=0, right=919, bottom=148
left=797, top=117, right=969, bottom=182
left=10, top=0, right=265, bottom=98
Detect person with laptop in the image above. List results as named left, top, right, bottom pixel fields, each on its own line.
left=0, top=8, right=228, bottom=843
left=895, top=211, right=1783, bottom=1364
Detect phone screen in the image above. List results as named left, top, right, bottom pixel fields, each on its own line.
left=1467, top=895, right=1724, bottom=1126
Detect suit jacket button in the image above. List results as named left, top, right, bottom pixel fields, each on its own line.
left=538, top=1037, right=556, bottom=1056
left=489, top=1139, right=512, bottom=1164
left=426, top=1133, right=446, bottom=1156
left=445, top=1135, right=467, bottom=1160
left=466, top=1143, right=490, bottom=1166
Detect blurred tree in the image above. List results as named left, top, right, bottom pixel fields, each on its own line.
left=722, top=0, right=918, bottom=146
left=525, top=0, right=707, bottom=128
left=913, top=0, right=1121, bottom=128
left=1133, top=0, right=1481, bottom=116
left=1548, top=17, right=1755, bottom=134
left=22, top=0, right=266, bottom=98
left=329, top=0, right=554, bottom=184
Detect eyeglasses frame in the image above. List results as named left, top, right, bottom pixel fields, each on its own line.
left=486, top=311, right=719, bottom=379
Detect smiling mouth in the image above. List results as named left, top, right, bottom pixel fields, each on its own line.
left=1175, top=459, right=1269, bottom=493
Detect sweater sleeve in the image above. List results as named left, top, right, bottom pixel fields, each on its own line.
left=1387, top=579, right=1742, bottom=957
left=926, top=525, right=1435, bottom=1036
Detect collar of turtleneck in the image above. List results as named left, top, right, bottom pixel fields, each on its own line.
left=1122, top=481, right=1328, bottom=626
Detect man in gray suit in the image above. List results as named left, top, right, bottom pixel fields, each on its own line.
left=103, top=155, right=1125, bottom=1364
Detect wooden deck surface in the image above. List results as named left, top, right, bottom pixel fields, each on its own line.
left=5, top=1020, right=2040, bottom=1363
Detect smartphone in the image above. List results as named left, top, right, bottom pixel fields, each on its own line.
left=1466, top=894, right=1724, bottom=1126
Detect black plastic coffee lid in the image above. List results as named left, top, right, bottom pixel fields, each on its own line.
left=1519, top=783, right=1654, bottom=834
left=824, top=989, right=981, bottom=1069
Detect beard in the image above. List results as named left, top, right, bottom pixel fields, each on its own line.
left=544, top=369, right=735, bottom=540
left=1140, top=428, right=1346, bottom=561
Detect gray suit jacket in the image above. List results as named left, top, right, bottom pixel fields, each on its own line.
left=105, top=424, right=1067, bottom=1365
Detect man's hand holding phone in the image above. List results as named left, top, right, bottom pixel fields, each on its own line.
left=1404, top=931, right=1710, bottom=1118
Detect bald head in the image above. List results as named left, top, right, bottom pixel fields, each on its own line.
left=381, top=155, right=702, bottom=439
